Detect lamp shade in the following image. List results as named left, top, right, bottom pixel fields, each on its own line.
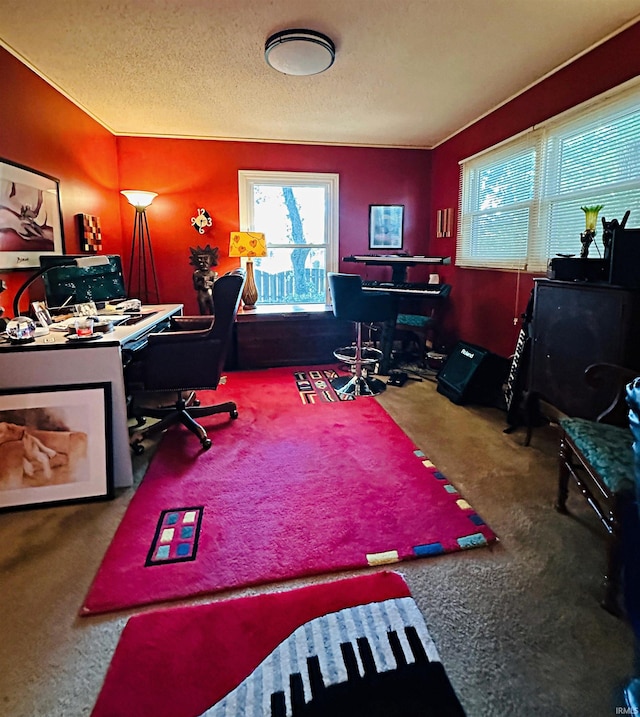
left=229, top=232, right=267, bottom=258
left=265, top=29, right=335, bottom=76
left=121, top=190, right=158, bottom=210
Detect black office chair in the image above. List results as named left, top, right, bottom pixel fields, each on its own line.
left=127, top=269, right=245, bottom=451
left=328, top=272, right=397, bottom=397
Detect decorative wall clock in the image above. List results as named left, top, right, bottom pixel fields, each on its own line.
left=191, top=208, right=213, bottom=234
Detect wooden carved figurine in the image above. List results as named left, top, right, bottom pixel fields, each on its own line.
left=189, top=244, right=219, bottom=315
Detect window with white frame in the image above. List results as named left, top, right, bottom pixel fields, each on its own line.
left=457, top=80, right=640, bottom=272
left=238, top=170, right=339, bottom=305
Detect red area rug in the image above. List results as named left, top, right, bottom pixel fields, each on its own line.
left=82, top=367, right=496, bottom=615
left=91, top=571, right=465, bottom=717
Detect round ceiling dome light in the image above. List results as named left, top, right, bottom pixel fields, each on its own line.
left=265, top=29, right=335, bottom=76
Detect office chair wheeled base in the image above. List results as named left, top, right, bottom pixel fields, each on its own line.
left=331, top=374, right=387, bottom=397
left=130, top=391, right=238, bottom=452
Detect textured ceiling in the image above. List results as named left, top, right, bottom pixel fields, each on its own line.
left=2, top=0, right=640, bottom=149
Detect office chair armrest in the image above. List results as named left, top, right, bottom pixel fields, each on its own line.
left=169, top=316, right=216, bottom=332
left=145, top=318, right=215, bottom=346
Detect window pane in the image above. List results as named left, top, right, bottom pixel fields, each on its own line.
left=471, top=208, right=529, bottom=260
left=458, top=84, right=640, bottom=271
left=475, top=150, right=535, bottom=209
left=253, top=185, right=326, bottom=246
left=254, top=247, right=326, bottom=304
left=546, top=187, right=640, bottom=258
left=239, top=170, right=338, bottom=307
left=556, top=107, right=640, bottom=194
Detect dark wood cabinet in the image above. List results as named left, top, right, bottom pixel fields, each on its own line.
left=529, top=279, right=640, bottom=419
left=234, top=308, right=354, bottom=370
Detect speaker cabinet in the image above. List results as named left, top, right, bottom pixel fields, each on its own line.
left=610, top=228, right=640, bottom=289
left=530, top=279, right=640, bottom=419
left=437, top=341, right=509, bottom=406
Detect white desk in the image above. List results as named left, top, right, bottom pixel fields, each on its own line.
left=0, top=305, right=183, bottom=488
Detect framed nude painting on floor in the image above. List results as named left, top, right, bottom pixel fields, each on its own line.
left=0, top=383, right=113, bottom=510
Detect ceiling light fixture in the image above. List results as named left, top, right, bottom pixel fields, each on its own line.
left=265, top=29, right=335, bottom=76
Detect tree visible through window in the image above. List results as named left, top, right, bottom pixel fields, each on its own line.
left=239, top=171, right=339, bottom=305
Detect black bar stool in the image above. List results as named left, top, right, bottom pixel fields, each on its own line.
left=328, top=272, right=397, bottom=397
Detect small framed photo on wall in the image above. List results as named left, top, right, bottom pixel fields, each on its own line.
left=369, top=205, right=404, bottom=250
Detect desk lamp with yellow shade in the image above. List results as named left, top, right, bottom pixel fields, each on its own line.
left=229, top=232, right=267, bottom=310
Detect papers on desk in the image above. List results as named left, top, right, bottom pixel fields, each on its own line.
left=49, top=318, right=79, bottom=332
left=49, top=315, right=131, bottom=331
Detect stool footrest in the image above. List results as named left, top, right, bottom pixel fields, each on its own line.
left=333, top=346, right=382, bottom=364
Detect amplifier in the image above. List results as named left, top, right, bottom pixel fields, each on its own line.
left=547, top=257, right=609, bottom=282
left=437, top=341, right=510, bottom=406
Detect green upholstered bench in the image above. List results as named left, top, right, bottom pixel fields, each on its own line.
left=393, top=285, right=452, bottom=365
left=556, top=415, right=635, bottom=615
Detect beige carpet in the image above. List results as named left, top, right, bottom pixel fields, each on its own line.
left=0, top=374, right=635, bottom=716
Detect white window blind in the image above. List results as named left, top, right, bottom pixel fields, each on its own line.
left=457, top=81, right=640, bottom=272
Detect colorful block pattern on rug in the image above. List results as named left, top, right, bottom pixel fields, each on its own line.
left=145, top=507, right=203, bottom=566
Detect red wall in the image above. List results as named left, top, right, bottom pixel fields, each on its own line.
left=2, top=20, right=639, bottom=353
left=432, top=21, right=640, bottom=357
left=0, top=49, right=122, bottom=312
left=116, top=137, right=431, bottom=313
left=0, top=42, right=430, bottom=317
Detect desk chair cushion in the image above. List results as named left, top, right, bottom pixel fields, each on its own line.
left=559, top=416, right=634, bottom=494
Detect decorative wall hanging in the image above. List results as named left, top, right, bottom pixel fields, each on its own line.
left=436, top=208, right=453, bottom=238
left=369, top=205, right=404, bottom=250
left=189, top=244, right=219, bottom=315
left=0, top=159, right=64, bottom=270
left=191, top=208, right=213, bottom=234
left=76, top=213, right=102, bottom=253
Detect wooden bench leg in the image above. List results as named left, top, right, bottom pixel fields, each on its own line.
left=602, top=530, right=623, bottom=616
left=602, top=493, right=629, bottom=617
left=556, top=435, right=570, bottom=514
left=555, top=433, right=629, bottom=616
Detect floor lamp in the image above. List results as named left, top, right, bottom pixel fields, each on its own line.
left=229, top=232, right=267, bottom=310
left=121, top=190, right=160, bottom=304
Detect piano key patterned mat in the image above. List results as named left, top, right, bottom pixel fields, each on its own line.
left=91, top=571, right=466, bottom=717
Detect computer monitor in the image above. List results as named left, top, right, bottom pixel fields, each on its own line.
left=39, top=254, right=127, bottom=308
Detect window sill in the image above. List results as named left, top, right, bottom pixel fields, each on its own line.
left=237, top=304, right=332, bottom=321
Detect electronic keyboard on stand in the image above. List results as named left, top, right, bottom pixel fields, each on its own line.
left=362, top=281, right=450, bottom=298
left=343, top=254, right=451, bottom=283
